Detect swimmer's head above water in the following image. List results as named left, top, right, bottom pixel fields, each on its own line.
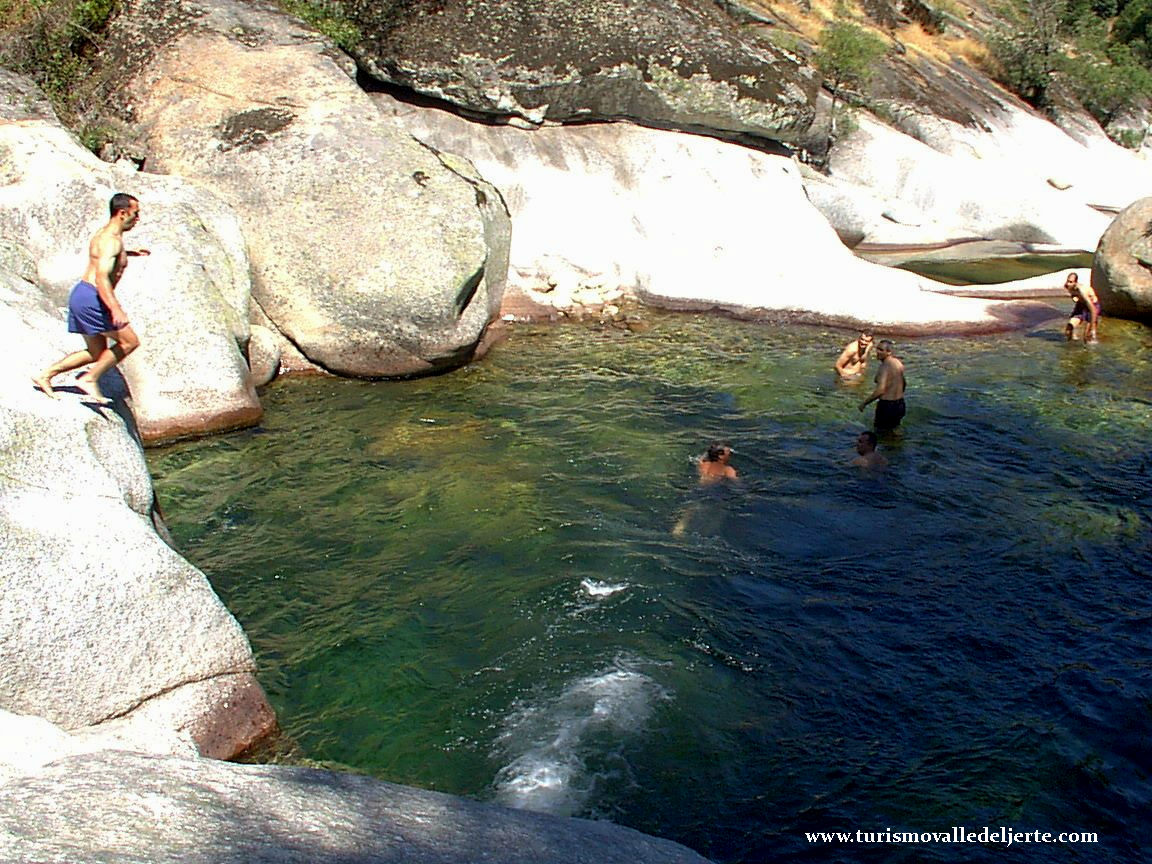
left=704, top=441, right=733, bottom=463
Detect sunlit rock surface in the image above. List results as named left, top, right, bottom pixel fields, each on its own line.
left=380, top=95, right=1060, bottom=334
left=344, top=0, right=817, bottom=143
left=113, top=0, right=510, bottom=378
left=0, top=750, right=713, bottom=864
left=0, top=70, right=261, bottom=442
left=1091, top=196, right=1152, bottom=322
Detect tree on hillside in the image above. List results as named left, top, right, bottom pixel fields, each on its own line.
left=1062, top=17, right=1152, bottom=126
left=1114, top=0, right=1152, bottom=62
left=0, top=0, right=121, bottom=146
left=988, top=0, right=1068, bottom=109
left=812, top=19, right=888, bottom=147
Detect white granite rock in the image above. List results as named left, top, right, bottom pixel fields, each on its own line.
left=0, top=750, right=712, bottom=864
left=117, top=0, right=510, bottom=378
left=378, top=98, right=1058, bottom=333
left=0, top=70, right=261, bottom=443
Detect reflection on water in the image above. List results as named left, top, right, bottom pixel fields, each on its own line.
left=149, top=312, right=1152, bottom=864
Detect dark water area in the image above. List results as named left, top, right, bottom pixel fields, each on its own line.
left=149, top=312, right=1152, bottom=864
left=862, top=249, right=1094, bottom=286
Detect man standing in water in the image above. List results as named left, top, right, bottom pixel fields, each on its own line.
left=33, top=193, right=148, bottom=403
left=1062, top=272, right=1100, bottom=343
left=858, top=339, right=906, bottom=431
left=834, top=332, right=874, bottom=378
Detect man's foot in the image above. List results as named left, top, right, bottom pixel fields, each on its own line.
left=75, top=375, right=110, bottom=405
left=31, top=373, right=58, bottom=398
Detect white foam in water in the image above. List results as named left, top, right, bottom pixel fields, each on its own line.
left=579, top=578, right=629, bottom=597
left=491, top=664, right=669, bottom=816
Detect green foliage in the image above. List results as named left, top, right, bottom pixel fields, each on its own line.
left=0, top=0, right=120, bottom=130
left=1061, top=18, right=1152, bottom=124
left=987, top=0, right=1068, bottom=108
left=813, top=20, right=886, bottom=156
left=1109, top=126, right=1148, bottom=148
left=277, top=0, right=361, bottom=50
left=813, top=20, right=888, bottom=94
left=1114, top=0, right=1152, bottom=62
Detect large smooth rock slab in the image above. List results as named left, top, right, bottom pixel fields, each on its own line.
left=0, top=364, right=276, bottom=758
left=0, top=751, right=712, bottom=864
left=380, top=98, right=1058, bottom=333
left=115, top=0, right=510, bottom=378
left=345, top=0, right=817, bottom=143
left=0, top=710, right=196, bottom=785
left=0, top=70, right=262, bottom=443
left=825, top=110, right=1114, bottom=250
left=1091, top=196, right=1152, bottom=322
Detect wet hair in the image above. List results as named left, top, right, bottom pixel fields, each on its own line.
left=859, top=430, right=878, bottom=448
left=109, top=193, right=138, bottom=217
left=705, top=441, right=731, bottom=462
left=877, top=339, right=895, bottom=352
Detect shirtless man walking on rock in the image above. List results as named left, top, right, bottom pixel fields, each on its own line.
left=858, top=339, right=906, bottom=431
left=34, top=193, right=148, bottom=404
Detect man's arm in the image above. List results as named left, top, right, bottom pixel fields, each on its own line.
left=859, top=365, right=889, bottom=411
left=1080, top=285, right=1100, bottom=323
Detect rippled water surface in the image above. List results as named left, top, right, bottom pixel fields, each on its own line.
left=149, top=313, right=1152, bottom=863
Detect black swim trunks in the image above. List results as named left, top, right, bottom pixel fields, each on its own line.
left=875, top=398, right=906, bottom=430
left=1071, top=298, right=1101, bottom=322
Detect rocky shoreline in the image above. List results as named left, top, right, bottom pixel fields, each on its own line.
left=3, top=0, right=1152, bottom=860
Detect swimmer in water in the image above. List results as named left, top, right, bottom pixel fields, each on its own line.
left=851, top=429, right=887, bottom=469
left=673, top=441, right=738, bottom=535
left=698, top=441, right=738, bottom=484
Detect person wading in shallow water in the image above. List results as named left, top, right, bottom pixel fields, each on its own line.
left=834, top=332, right=874, bottom=378
left=697, top=441, right=738, bottom=484
left=1062, top=272, right=1101, bottom=343
left=33, top=193, right=148, bottom=404
left=858, top=339, right=906, bottom=431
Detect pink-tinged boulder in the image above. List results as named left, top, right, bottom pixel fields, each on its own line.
left=113, top=0, right=510, bottom=378
left=1091, top=197, right=1152, bottom=322
left=0, top=361, right=276, bottom=759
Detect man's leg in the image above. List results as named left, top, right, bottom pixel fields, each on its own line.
left=76, top=326, right=140, bottom=403
left=32, top=336, right=107, bottom=398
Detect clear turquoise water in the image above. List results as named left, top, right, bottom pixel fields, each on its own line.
left=149, top=311, right=1152, bottom=863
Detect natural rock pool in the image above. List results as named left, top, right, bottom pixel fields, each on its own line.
left=149, top=312, right=1151, bottom=863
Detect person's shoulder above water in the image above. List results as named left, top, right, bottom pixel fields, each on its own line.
left=851, top=430, right=887, bottom=469
left=835, top=331, right=874, bottom=378
left=698, top=441, right=738, bottom=483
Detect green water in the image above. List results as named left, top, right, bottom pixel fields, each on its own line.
left=898, top=253, right=1094, bottom=285
left=149, top=311, right=1152, bottom=863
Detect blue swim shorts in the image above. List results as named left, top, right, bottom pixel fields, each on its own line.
left=66, top=281, right=116, bottom=334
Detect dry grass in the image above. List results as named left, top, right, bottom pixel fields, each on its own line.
left=895, top=22, right=988, bottom=67
left=751, top=0, right=994, bottom=74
